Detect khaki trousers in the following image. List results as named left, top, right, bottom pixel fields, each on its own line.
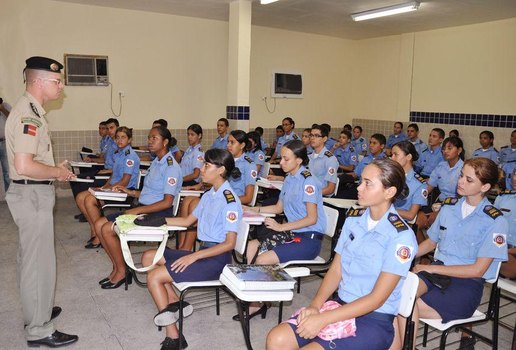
left=6, top=183, right=56, bottom=340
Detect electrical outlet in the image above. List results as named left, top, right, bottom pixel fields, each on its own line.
left=261, top=96, right=267, bottom=101
left=118, top=91, right=125, bottom=97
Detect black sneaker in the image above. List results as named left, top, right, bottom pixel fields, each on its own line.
left=458, top=336, right=476, bottom=350
left=160, top=335, right=188, bottom=350
left=154, top=302, right=193, bottom=327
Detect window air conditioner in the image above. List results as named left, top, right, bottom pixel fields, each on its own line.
left=64, top=54, right=109, bottom=86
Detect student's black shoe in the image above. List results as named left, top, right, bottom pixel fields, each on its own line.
left=160, top=335, right=188, bottom=350
left=76, top=214, right=87, bottom=222
left=73, top=213, right=83, bottom=220
left=232, top=303, right=268, bottom=321
left=98, top=277, right=110, bottom=285
left=84, top=241, right=102, bottom=249
left=154, top=302, right=193, bottom=327
left=101, top=272, right=132, bottom=290
left=27, top=330, right=78, bottom=348
left=459, top=336, right=476, bottom=350
left=24, top=307, right=62, bottom=329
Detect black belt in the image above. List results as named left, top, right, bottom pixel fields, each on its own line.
left=295, top=232, right=323, bottom=240
left=13, top=180, right=54, bottom=185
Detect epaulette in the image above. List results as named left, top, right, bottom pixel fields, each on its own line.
left=484, top=205, right=503, bottom=219
left=223, top=189, right=236, bottom=203
left=166, top=156, right=174, bottom=166
left=114, top=150, right=119, bottom=154
left=414, top=173, right=426, bottom=184
left=421, top=149, right=428, bottom=153
left=292, top=134, right=299, bottom=140
left=347, top=208, right=365, bottom=217
left=474, top=147, right=482, bottom=152
left=349, top=146, right=355, bottom=153
left=442, top=197, right=458, bottom=205
left=501, top=145, right=509, bottom=149
left=301, top=170, right=312, bottom=178
left=359, top=137, right=364, bottom=142
left=500, top=189, right=516, bottom=196
left=125, top=149, right=130, bottom=155
left=388, top=213, right=409, bottom=232
left=494, top=147, right=499, bottom=152
left=244, top=155, right=253, bottom=163
left=324, top=151, right=333, bottom=158
left=30, top=103, right=40, bottom=118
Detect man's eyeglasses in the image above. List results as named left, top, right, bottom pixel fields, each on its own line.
left=44, top=78, right=64, bottom=86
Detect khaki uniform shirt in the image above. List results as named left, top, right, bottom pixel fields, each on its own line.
left=5, top=92, right=55, bottom=181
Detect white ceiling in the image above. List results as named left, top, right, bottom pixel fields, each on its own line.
left=54, top=0, right=516, bottom=40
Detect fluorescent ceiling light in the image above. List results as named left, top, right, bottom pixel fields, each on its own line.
left=260, top=0, right=280, bottom=4
left=351, top=1, right=420, bottom=21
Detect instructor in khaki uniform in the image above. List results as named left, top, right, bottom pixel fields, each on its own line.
left=5, top=56, right=78, bottom=348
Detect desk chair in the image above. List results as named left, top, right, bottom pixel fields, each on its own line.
left=420, top=263, right=502, bottom=350
left=399, top=272, right=420, bottom=350
left=497, top=277, right=516, bottom=350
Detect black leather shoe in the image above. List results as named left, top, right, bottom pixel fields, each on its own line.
left=84, top=241, right=102, bottom=249
left=154, top=302, right=193, bottom=327
left=27, top=330, right=78, bottom=348
left=98, top=277, right=110, bottom=285
left=232, top=304, right=268, bottom=321
left=160, top=335, right=188, bottom=350
left=76, top=214, right=87, bottom=222
left=24, top=307, right=62, bottom=328
left=459, top=336, right=476, bottom=350
left=101, top=272, right=132, bottom=290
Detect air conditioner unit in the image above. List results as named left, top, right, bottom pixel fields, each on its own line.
left=64, top=54, right=109, bottom=86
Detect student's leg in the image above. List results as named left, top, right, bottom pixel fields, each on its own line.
left=100, top=223, right=127, bottom=282
left=267, top=323, right=302, bottom=350
left=147, top=266, right=180, bottom=339
left=75, top=190, right=89, bottom=215
left=142, top=251, right=176, bottom=303
left=96, top=219, right=116, bottom=279
left=84, top=194, right=103, bottom=238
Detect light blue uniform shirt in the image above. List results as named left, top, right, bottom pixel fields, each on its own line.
left=246, top=150, right=266, bottom=178
left=308, top=147, right=339, bottom=188
left=325, top=138, right=337, bottom=151
left=499, top=146, right=516, bottom=164
left=409, top=138, right=428, bottom=160
left=494, top=190, right=516, bottom=246
left=502, top=161, right=516, bottom=190
left=306, top=145, right=314, bottom=155
left=275, top=131, right=299, bottom=156
left=428, top=197, right=508, bottom=280
left=351, top=137, right=368, bottom=154
left=415, top=146, right=444, bottom=177
left=386, top=133, right=408, bottom=149
left=279, top=166, right=327, bottom=234
left=103, top=137, right=117, bottom=170
left=99, top=136, right=110, bottom=154
left=355, top=152, right=387, bottom=178
left=180, top=144, right=204, bottom=183
left=229, top=156, right=257, bottom=197
left=260, top=137, right=268, bottom=150
left=428, top=159, right=464, bottom=201
left=472, top=146, right=500, bottom=165
left=395, top=169, right=428, bottom=211
left=150, top=145, right=180, bottom=161
left=210, top=134, right=229, bottom=150
left=333, top=144, right=358, bottom=170
left=193, top=180, right=242, bottom=243
left=335, top=206, right=417, bottom=315
left=110, top=145, right=140, bottom=189
left=139, top=151, right=183, bottom=206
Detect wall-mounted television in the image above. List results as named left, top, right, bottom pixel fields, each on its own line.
left=271, top=71, right=303, bottom=99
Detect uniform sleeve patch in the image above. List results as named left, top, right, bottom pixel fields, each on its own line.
left=442, top=197, right=458, bottom=205
left=167, top=156, right=174, bottom=166
left=30, top=103, right=41, bottom=117
left=167, top=177, right=177, bottom=186
left=395, top=244, right=413, bottom=264
left=493, top=233, right=507, bottom=247
left=351, top=155, right=357, bottom=162
left=422, top=189, right=428, bottom=199
left=258, top=154, right=265, bottom=161
left=301, top=170, right=312, bottom=178
left=324, top=151, right=333, bottom=158
left=484, top=205, right=503, bottom=219
left=226, top=211, right=238, bottom=223
left=21, top=117, right=42, bottom=127
left=388, top=213, right=409, bottom=232
left=328, top=167, right=335, bottom=175
left=244, top=156, right=253, bottom=163
left=251, top=170, right=257, bottom=179
left=362, top=143, right=367, bottom=150
left=304, top=184, right=315, bottom=195
left=197, top=155, right=204, bottom=162
left=223, top=189, right=236, bottom=203
left=347, top=208, right=365, bottom=217
left=126, top=159, right=134, bottom=167
left=23, top=124, right=37, bottom=136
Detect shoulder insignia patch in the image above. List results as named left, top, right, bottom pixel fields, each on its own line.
left=21, top=117, right=42, bottom=127
left=167, top=156, right=174, bottom=166
left=500, top=189, right=516, bottom=196
left=244, top=155, right=253, bottom=163
left=324, top=151, right=333, bottom=158
left=301, top=170, right=312, bottom=178
left=484, top=205, right=503, bottom=220
left=223, top=189, right=236, bottom=204
left=347, top=208, right=365, bottom=217
left=442, top=197, right=458, bottom=205
left=30, top=103, right=40, bottom=117
left=414, top=173, right=426, bottom=183
left=501, top=145, right=509, bottom=149
left=125, top=149, right=130, bottom=156
left=388, top=213, right=409, bottom=232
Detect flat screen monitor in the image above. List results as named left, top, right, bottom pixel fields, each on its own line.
left=272, top=72, right=303, bottom=98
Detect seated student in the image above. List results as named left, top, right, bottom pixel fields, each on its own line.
left=499, top=129, right=516, bottom=165
left=394, top=158, right=508, bottom=350
left=391, top=141, right=427, bottom=222
left=75, top=127, right=140, bottom=248
left=95, top=126, right=182, bottom=289
left=495, top=172, right=516, bottom=279
left=449, top=129, right=459, bottom=138
left=307, top=125, right=339, bottom=197
left=210, top=117, right=229, bottom=150
left=385, top=122, right=408, bottom=156
left=181, top=124, right=204, bottom=187
left=83, top=117, right=119, bottom=167
left=415, top=136, right=464, bottom=243
left=352, top=133, right=387, bottom=179
left=301, top=128, right=313, bottom=155
left=320, top=123, right=337, bottom=150
left=351, top=125, right=368, bottom=156
left=414, top=128, right=445, bottom=178
left=267, top=158, right=417, bottom=350
left=342, top=124, right=352, bottom=133
left=406, top=123, right=428, bottom=159
left=472, top=130, right=499, bottom=165
left=142, top=149, right=242, bottom=350
left=97, top=121, right=109, bottom=155
left=179, top=130, right=257, bottom=250
left=269, top=124, right=285, bottom=155
left=246, top=130, right=266, bottom=178
left=332, top=129, right=358, bottom=174
left=270, top=117, right=298, bottom=163
left=241, top=139, right=327, bottom=320
left=255, top=126, right=268, bottom=150
left=139, top=119, right=182, bottom=164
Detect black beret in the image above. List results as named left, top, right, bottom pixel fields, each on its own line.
left=25, top=56, right=63, bottom=73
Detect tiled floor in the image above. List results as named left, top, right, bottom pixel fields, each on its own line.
left=0, top=197, right=514, bottom=350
